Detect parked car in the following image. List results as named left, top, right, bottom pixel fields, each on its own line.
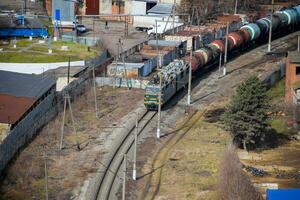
left=76, top=24, right=86, bottom=33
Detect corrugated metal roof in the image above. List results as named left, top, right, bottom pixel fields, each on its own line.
left=0, top=93, right=35, bottom=124
left=147, top=3, right=173, bottom=14
left=108, top=62, right=145, bottom=70
left=148, top=40, right=182, bottom=47
left=135, top=0, right=157, bottom=3
left=0, top=70, right=56, bottom=99
left=0, top=16, right=46, bottom=29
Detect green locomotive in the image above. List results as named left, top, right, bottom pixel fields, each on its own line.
left=144, top=60, right=189, bottom=110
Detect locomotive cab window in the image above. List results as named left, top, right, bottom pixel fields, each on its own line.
left=296, top=66, right=300, bottom=75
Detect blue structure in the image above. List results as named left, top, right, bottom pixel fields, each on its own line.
left=267, top=189, right=300, bottom=200
left=0, top=16, right=48, bottom=38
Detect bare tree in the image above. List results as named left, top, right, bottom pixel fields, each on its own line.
left=219, top=145, right=262, bottom=200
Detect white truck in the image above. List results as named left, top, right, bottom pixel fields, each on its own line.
left=133, top=15, right=183, bottom=35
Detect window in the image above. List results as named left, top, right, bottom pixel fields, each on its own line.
left=296, top=66, right=300, bottom=75
left=180, top=71, right=184, bottom=79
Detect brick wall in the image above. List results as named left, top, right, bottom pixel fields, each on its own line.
left=285, top=54, right=300, bottom=105
left=45, top=0, right=52, bottom=16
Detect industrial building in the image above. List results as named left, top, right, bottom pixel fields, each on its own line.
left=285, top=51, right=300, bottom=106
left=0, top=16, right=48, bottom=38
left=45, top=0, right=75, bottom=26
left=0, top=70, right=56, bottom=127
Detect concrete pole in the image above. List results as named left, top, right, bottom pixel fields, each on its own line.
left=59, top=95, right=67, bottom=150
left=133, top=113, right=138, bottom=180
left=122, top=154, right=127, bottom=200
left=67, top=56, right=70, bottom=84
left=234, top=0, right=238, bottom=15
left=157, top=73, right=162, bottom=139
left=93, top=66, right=99, bottom=118
left=268, top=0, right=274, bottom=52
left=223, top=22, right=229, bottom=76
left=219, top=53, right=222, bottom=76
left=298, top=35, right=300, bottom=52
left=187, top=49, right=192, bottom=105
left=67, top=95, right=81, bottom=150
left=44, top=152, right=49, bottom=200
left=93, top=18, right=95, bottom=42
left=155, top=20, right=160, bottom=69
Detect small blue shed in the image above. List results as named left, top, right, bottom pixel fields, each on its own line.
left=0, top=16, right=48, bottom=38
left=267, top=189, right=300, bottom=200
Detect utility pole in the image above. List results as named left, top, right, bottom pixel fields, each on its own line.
left=60, top=94, right=67, bottom=150
left=172, top=0, right=176, bottom=34
left=219, top=53, right=222, bottom=76
left=234, top=0, right=238, bottom=15
left=67, top=95, right=80, bottom=150
left=122, top=154, right=127, bottom=200
left=43, top=152, right=49, bottom=200
left=157, top=73, right=162, bottom=139
left=187, top=48, right=192, bottom=105
left=93, top=66, right=99, bottom=118
left=298, top=35, right=300, bottom=52
left=24, top=0, right=27, bottom=15
left=60, top=94, right=80, bottom=150
left=93, top=18, right=95, bottom=43
left=67, top=56, right=71, bottom=84
left=155, top=20, right=160, bottom=69
left=223, top=22, right=229, bottom=76
left=133, top=113, right=138, bottom=180
left=268, top=0, right=274, bottom=52
left=119, top=39, right=130, bottom=89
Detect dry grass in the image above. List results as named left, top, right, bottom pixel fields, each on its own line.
left=219, top=145, right=262, bottom=200
left=142, top=109, right=230, bottom=200
left=0, top=86, right=144, bottom=200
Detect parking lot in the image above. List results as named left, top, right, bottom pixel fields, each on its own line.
left=79, top=17, right=149, bottom=56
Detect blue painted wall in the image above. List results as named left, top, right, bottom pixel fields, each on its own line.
left=0, top=28, right=48, bottom=37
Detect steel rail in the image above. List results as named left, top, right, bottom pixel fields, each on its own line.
left=94, top=111, right=157, bottom=200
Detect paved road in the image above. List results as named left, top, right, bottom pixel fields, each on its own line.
left=80, top=18, right=148, bottom=56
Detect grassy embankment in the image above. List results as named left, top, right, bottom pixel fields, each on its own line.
left=141, top=106, right=230, bottom=200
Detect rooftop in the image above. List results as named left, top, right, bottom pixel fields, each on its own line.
left=148, top=40, right=182, bottom=47
left=0, top=70, right=56, bottom=99
left=0, top=16, right=46, bottom=29
left=147, top=3, right=173, bottom=15
left=289, top=51, right=300, bottom=63
left=0, top=70, right=56, bottom=124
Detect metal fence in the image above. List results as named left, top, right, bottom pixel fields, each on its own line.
left=85, top=50, right=109, bottom=67
left=0, top=51, right=112, bottom=176
left=96, top=77, right=149, bottom=89
left=62, top=34, right=100, bottom=46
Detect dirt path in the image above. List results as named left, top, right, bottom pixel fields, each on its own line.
left=0, top=87, right=144, bottom=200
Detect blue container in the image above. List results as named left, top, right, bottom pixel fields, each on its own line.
left=274, top=12, right=288, bottom=27
left=293, top=5, right=300, bottom=22
left=240, top=23, right=261, bottom=40
left=0, top=28, right=48, bottom=37
left=281, top=9, right=298, bottom=25
left=256, top=18, right=270, bottom=34
left=267, top=189, right=300, bottom=200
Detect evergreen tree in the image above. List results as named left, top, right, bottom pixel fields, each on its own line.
left=223, top=76, right=269, bottom=151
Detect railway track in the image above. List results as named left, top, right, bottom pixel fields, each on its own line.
left=93, top=110, right=157, bottom=200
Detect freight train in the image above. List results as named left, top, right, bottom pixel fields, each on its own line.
left=144, top=5, right=300, bottom=110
